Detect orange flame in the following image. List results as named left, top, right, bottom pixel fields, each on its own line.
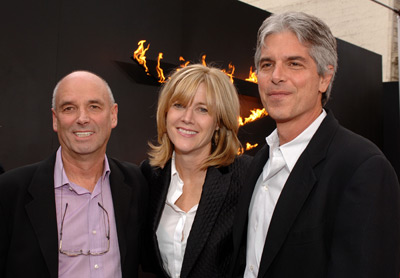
left=222, top=63, right=235, bottom=83
left=202, top=54, right=207, bottom=66
left=237, top=142, right=259, bottom=155
left=179, top=56, right=190, bottom=68
left=156, top=52, right=166, bottom=83
left=245, top=142, right=258, bottom=151
left=239, top=108, right=268, bottom=126
left=133, top=40, right=150, bottom=74
left=245, top=66, right=258, bottom=83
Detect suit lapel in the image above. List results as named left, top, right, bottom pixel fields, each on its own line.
left=151, top=162, right=171, bottom=233
left=180, top=166, right=231, bottom=278
left=257, top=154, right=317, bottom=277
left=150, top=162, right=172, bottom=277
left=25, top=154, right=59, bottom=278
left=108, top=158, right=133, bottom=268
left=232, top=144, right=269, bottom=263
left=257, top=111, right=339, bottom=277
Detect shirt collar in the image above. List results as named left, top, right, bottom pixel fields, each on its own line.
left=53, top=146, right=111, bottom=191
left=171, top=151, right=178, bottom=178
left=266, top=109, right=327, bottom=172
left=167, top=151, right=184, bottom=205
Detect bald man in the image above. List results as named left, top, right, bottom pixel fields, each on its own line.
left=0, top=71, right=148, bottom=278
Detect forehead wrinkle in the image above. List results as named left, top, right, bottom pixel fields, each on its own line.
left=57, top=97, right=105, bottom=108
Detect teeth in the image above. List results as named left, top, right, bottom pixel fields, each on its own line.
left=178, top=128, right=196, bottom=135
left=75, top=132, right=93, bottom=137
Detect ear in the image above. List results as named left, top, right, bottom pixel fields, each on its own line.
left=52, top=108, right=58, bottom=132
left=111, top=103, right=118, bottom=129
left=319, top=65, right=334, bottom=93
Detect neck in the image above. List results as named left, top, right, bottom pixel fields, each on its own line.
left=173, top=151, right=208, bottom=212
left=61, top=150, right=105, bottom=192
left=175, top=153, right=207, bottom=179
left=276, top=108, right=322, bottom=145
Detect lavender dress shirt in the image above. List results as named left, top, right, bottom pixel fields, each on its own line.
left=54, top=147, right=122, bottom=278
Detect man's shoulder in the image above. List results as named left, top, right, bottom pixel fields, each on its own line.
left=0, top=160, right=46, bottom=184
left=317, top=111, right=384, bottom=157
left=108, top=157, right=139, bottom=171
left=0, top=159, right=53, bottom=199
left=108, top=157, right=146, bottom=183
left=334, top=124, right=383, bottom=156
left=316, top=123, right=395, bottom=176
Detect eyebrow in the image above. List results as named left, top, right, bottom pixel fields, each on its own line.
left=194, top=101, right=208, bottom=106
left=87, top=99, right=104, bottom=105
left=260, top=55, right=308, bottom=63
left=259, top=57, right=273, bottom=63
left=286, top=56, right=308, bottom=62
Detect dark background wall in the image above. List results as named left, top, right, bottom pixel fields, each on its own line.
left=383, top=82, right=400, bottom=177
left=0, top=0, right=394, bottom=174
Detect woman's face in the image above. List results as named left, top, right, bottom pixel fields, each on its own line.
left=166, top=82, right=218, bottom=158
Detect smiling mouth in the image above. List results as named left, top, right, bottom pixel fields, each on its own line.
left=268, top=91, right=290, bottom=96
left=267, top=92, right=291, bottom=101
left=178, top=128, right=197, bottom=135
left=74, top=132, right=94, bottom=137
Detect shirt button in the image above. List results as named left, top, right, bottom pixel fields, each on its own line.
left=94, top=264, right=99, bottom=269
left=250, top=265, right=254, bottom=272
left=264, top=184, right=269, bottom=191
left=69, top=187, right=73, bottom=191
left=92, top=230, right=97, bottom=235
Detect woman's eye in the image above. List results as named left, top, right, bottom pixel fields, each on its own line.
left=198, top=107, right=208, bottom=113
left=173, top=103, right=184, bottom=109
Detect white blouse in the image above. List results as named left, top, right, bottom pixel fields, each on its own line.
left=156, top=154, right=198, bottom=278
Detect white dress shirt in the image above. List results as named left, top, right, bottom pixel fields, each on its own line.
left=244, top=110, right=327, bottom=277
left=156, top=153, right=198, bottom=278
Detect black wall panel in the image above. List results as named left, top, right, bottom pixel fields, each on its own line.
left=0, top=0, right=390, bottom=172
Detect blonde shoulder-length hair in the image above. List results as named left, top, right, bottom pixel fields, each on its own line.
left=148, top=64, right=241, bottom=170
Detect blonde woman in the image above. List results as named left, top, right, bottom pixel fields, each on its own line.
left=140, top=64, right=251, bottom=278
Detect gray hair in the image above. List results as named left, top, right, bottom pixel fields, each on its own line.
left=51, top=71, right=115, bottom=109
left=255, top=12, right=338, bottom=106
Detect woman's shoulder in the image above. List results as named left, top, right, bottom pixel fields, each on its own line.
left=139, top=158, right=170, bottom=181
left=221, top=154, right=253, bottom=178
left=140, top=159, right=160, bottom=178
left=232, top=154, right=253, bottom=168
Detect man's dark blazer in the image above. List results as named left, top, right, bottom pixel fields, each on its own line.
left=0, top=152, right=148, bottom=278
left=140, top=155, right=252, bottom=278
left=231, top=111, right=400, bottom=278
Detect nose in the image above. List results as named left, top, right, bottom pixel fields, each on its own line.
left=271, top=63, right=285, bottom=85
left=181, top=107, right=194, bottom=124
left=76, top=108, right=90, bottom=125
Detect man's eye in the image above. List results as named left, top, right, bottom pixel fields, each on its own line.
left=289, top=62, right=302, bottom=67
left=63, top=106, right=74, bottom=112
left=90, top=105, right=101, bottom=110
left=260, top=62, right=272, bottom=70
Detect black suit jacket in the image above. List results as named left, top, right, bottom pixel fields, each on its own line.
left=140, top=155, right=252, bottom=278
left=0, top=153, right=148, bottom=278
left=231, top=111, right=400, bottom=278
